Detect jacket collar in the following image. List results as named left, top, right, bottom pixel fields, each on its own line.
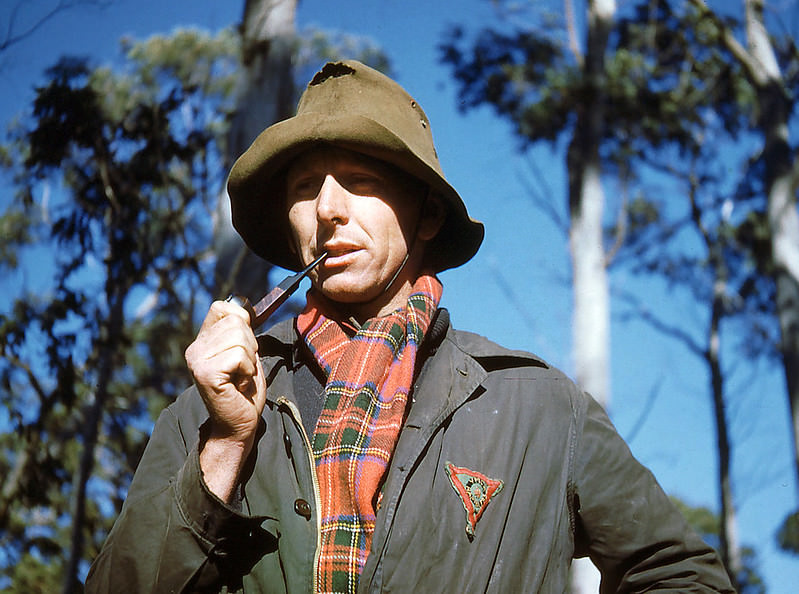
left=256, top=309, right=550, bottom=412
left=402, top=322, right=487, bottom=436
left=256, top=318, right=299, bottom=407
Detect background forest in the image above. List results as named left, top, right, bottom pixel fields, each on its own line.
left=1, top=0, right=798, bottom=592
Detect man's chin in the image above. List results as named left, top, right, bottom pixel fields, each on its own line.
left=316, top=281, right=380, bottom=306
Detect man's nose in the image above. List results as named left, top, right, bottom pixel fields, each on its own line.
left=316, top=174, right=349, bottom=226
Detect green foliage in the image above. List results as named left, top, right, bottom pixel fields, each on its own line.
left=440, top=0, right=788, bottom=360
left=0, top=28, right=239, bottom=591
left=777, top=510, right=799, bottom=554
left=671, top=497, right=765, bottom=594
left=441, top=24, right=573, bottom=144
left=0, top=207, right=33, bottom=268
left=0, top=23, right=390, bottom=590
left=441, top=0, right=755, bottom=159
left=1, top=552, right=64, bottom=594
left=671, top=497, right=722, bottom=536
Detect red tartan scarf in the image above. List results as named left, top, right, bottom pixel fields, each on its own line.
left=296, top=274, right=442, bottom=594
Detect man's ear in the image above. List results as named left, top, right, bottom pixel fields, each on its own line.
left=418, top=193, right=446, bottom=242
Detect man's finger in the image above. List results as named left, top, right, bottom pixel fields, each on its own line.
left=197, top=315, right=259, bottom=358
left=198, top=300, right=253, bottom=334
left=190, top=344, right=258, bottom=388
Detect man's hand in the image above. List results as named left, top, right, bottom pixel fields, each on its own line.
left=185, top=300, right=267, bottom=502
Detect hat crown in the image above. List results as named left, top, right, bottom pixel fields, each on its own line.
left=296, top=61, right=443, bottom=177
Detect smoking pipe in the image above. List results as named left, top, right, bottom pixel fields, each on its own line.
left=226, top=251, right=328, bottom=327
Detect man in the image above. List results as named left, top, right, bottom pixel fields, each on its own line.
left=87, top=60, right=734, bottom=593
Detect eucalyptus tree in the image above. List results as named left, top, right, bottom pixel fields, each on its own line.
left=440, top=0, right=796, bottom=586
left=687, top=0, right=799, bottom=547
left=0, top=29, right=240, bottom=591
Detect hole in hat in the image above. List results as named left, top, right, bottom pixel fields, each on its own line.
left=310, top=62, right=356, bottom=86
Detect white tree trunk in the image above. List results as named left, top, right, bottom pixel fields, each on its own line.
left=228, top=0, right=297, bottom=159
left=568, top=135, right=607, bottom=594
left=689, top=0, right=796, bottom=579
left=571, top=162, right=610, bottom=405
left=214, top=0, right=298, bottom=297
left=568, top=0, right=615, bottom=592
left=745, top=0, right=799, bottom=503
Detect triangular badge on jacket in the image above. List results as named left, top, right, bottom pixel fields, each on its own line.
left=445, top=461, right=504, bottom=540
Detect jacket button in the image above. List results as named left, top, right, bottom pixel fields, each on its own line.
left=294, top=498, right=312, bottom=520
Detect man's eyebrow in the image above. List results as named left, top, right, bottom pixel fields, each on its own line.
left=287, top=163, right=324, bottom=178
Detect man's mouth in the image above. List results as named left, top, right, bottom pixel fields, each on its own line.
left=320, top=243, right=361, bottom=267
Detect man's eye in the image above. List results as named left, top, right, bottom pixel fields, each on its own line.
left=345, top=175, right=382, bottom=194
left=289, top=178, right=322, bottom=198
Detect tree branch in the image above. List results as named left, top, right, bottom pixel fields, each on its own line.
left=563, top=0, right=583, bottom=66
left=3, top=351, right=50, bottom=407
left=616, top=287, right=706, bottom=358
left=0, top=1, right=111, bottom=54
left=605, top=175, right=629, bottom=267
left=0, top=353, right=51, bottom=531
left=624, top=376, right=663, bottom=445
left=687, top=0, right=770, bottom=87
left=519, top=150, right=569, bottom=235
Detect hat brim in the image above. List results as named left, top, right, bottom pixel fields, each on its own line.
left=228, top=112, right=484, bottom=272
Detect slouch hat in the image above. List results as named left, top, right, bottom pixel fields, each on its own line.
left=227, top=59, right=484, bottom=272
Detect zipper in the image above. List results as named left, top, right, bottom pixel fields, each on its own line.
left=278, top=396, right=322, bottom=593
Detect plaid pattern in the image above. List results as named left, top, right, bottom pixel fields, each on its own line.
left=297, top=275, right=442, bottom=594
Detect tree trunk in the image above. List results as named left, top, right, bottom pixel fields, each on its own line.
left=568, top=0, right=615, bottom=592
left=214, top=0, right=298, bottom=298
left=62, top=288, right=125, bottom=594
left=568, top=0, right=614, bottom=408
left=229, top=0, right=297, bottom=161
left=684, top=164, right=744, bottom=586
left=708, top=269, right=742, bottom=589
left=744, top=0, right=799, bottom=502
left=691, top=0, right=799, bottom=545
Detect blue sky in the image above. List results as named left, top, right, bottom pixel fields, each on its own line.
left=1, top=0, right=796, bottom=590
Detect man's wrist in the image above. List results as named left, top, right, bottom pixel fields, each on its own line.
left=199, top=435, right=250, bottom=503
left=175, top=446, right=265, bottom=547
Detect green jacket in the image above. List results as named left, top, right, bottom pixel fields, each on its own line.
left=87, top=316, right=734, bottom=593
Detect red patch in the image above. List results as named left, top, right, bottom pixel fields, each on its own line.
left=445, top=461, right=504, bottom=539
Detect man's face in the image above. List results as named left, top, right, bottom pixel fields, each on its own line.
left=286, top=146, right=430, bottom=309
